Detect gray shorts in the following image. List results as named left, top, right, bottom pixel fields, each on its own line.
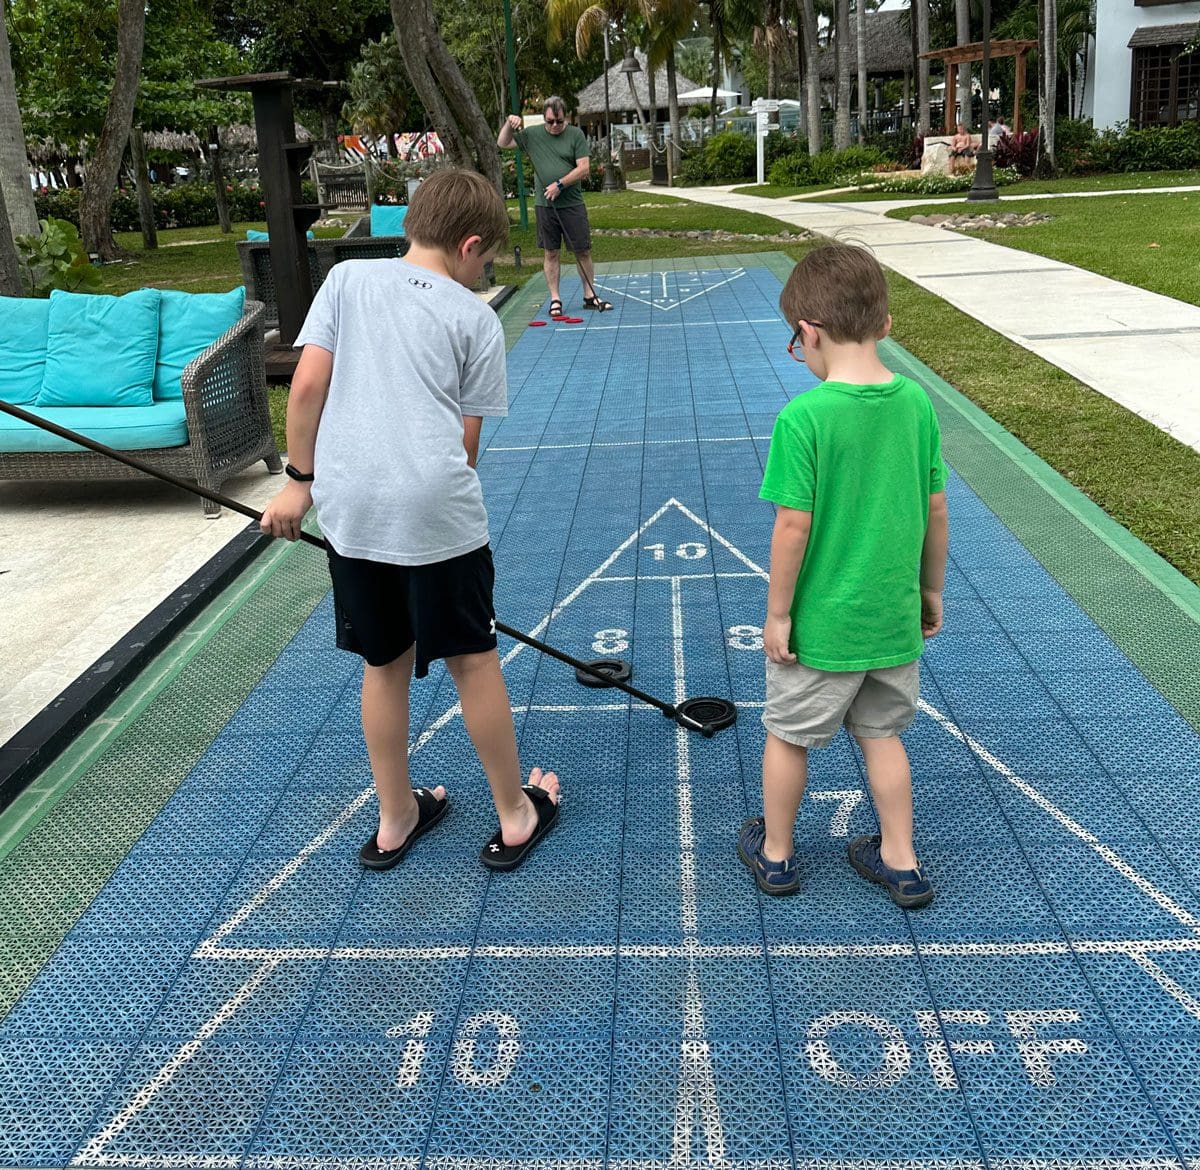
left=762, top=659, right=920, bottom=748
left=535, top=203, right=591, bottom=253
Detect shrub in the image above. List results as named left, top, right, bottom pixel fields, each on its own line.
left=1054, top=118, right=1100, bottom=174
left=857, top=166, right=1021, bottom=195
left=863, top=128, right=920, bottom=166
left=767, top=144, right=888, bottom=187
left=765, top=131, right=809, bottom=168
left=679, top=130, right=757, bottom=183
left=15, top=217, right=102, bottom=297
left=34, top=181, right=321, bottom=232
left=1093, top=120, right=1200, bottom=172
left=993, top=130, right=1040, bottom=176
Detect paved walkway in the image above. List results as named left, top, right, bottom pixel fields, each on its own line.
left=653, top=183, right=1200, bottom=453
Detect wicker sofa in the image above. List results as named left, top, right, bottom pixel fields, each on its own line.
left=0, top=294, right=280, bottom=517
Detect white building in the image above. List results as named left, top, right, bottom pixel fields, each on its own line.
left=1082, top=0, right=1199, bottom=129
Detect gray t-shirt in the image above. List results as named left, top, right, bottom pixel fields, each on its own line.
left=295, top=258, right=507, bottom=566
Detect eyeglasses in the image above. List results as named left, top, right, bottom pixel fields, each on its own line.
left=786, top=320, right=825, bottom=362
left=544, top=117, right=564, bottom=125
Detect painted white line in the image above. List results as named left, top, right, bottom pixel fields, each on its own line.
left=671, top=498, right=769, bottom=578
left=594, top=268, right=747, bottom=312
left=673, top=972, right=728, bottom=1165
left=486, top=435, right=771, bottom=453
left=671, top=576, right=699, bottom=940
left=75, top=960, right=282, bottom=1164
left=560, top=317, right=780, bottom=332
left=593, top=572, right=763, bottom=582
left=918, top=698, right=1200, bottom=937
left=1124, top=950, right=1200, bottom=1022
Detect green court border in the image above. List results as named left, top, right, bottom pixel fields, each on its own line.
left=2, top=252, right=1198, bottom=1020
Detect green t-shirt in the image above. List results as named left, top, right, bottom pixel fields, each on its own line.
left=759, top=373, right=948, bottom=671
left=512, top=124, right=589, bottom=208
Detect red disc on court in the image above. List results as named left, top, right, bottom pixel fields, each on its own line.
left=557, top=316, right=585, bottom=324
left=528, top=320, right=548, bottom=327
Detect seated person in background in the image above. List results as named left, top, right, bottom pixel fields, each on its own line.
left=950, top=123, right=975, bottom=163
left=988, top=118, right=1011, bottom=148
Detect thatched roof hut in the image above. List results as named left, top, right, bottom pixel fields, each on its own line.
left=574, top=51, right=703, bottom=127
left=24, top=122, right=313, bottom=166
left=817, top=11, right=914, bottom=79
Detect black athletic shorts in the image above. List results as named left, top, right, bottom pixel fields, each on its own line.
left=535, top=203, right=591, bottom=253
left=326, top=543, right=497, bottom=677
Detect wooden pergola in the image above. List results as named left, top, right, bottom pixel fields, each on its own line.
left=920, top=40, right=1037, bottom=134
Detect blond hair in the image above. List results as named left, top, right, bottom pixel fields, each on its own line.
left=779, top=243, right=889, bottom=344
left=402, top=167, right=510, bottom=254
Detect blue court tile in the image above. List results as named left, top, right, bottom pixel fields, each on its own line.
left=84, top=1038, right=291, bottom=1166
left=0, top=931, right=193, bottom=1040
left=132, top=784, right=285, bottom=857
left=248, top=1036, right=452, bottom=1163
left=0, top=1036, right=134, bottom=1166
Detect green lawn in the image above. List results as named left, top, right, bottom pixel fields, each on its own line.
left=96, top=192, right=1199, bottom=584
left=727, top=181, right=849, bottom=199
left=888, top=190, right=1200, bottom=305
left=801, top=169, right=1200, bottom=202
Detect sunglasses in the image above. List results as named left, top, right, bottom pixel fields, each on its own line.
left=544, top=117, right=565, bottom=125
left=786, top=320, right=825, bottom=363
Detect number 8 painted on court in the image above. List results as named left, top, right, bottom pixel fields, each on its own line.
left=593, top=628, right=630, bottom=654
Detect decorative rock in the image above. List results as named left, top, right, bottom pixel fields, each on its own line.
left=913, top=211, right=1053, bottom=232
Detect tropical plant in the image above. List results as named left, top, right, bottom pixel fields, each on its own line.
left=343, top=34, right=418, bottom=157
left=15, top=216, right=101, bottom=296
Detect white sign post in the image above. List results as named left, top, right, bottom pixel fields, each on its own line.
left=752, top=98, right=780, bottom=185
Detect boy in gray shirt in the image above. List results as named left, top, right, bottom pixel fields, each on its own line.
left=261, top=168, right=561, bottom=872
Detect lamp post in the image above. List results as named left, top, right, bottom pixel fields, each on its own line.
left=501, top=0, right=528, bottom=228
left=602, top=25, right=619, bottom=193
left=616, top=49, right=642, bottom=189
left=967, top=0, right=999, bottom=202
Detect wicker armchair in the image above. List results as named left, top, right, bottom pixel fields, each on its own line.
left=237, top=236, right=410, bottom=331
left=0, top=301, right=281, bottom=518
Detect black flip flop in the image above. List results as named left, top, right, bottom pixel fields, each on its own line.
left=479, top=784, right=560, bottom=872
left=582, top=296, right=613, bottom=312
left=548, top=299, right=565, bottom=319
left=359, top=788, right=449, bottom=870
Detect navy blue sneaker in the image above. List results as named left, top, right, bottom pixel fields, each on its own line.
left=847, top=834, right=934, bottom=908
left=737, top=817, right=800, bottom=896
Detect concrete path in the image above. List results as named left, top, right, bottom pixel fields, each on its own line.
left=655, top=183, right=1200, bottom=453
left=823, top=183, right=1200, bottom=215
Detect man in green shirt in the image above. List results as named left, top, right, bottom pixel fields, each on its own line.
left=737, top=243, right=949, bottom=908
left=498, top=97, right=613, bottom=317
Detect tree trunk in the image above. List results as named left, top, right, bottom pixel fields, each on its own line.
left=647, top=51, right=657, bottom=149
left=915, top=0, right=931, bottom=134
left=391, top=0, right=470, bottom=172
left=209, top=125, right=231, bottom=234
left=79, top=0, right=146, bottom=260
left=956, top=0, right=971, bottom=127
left=1036, top=0, right=1057, bottom=174
left=800, top=0, right=822, bottom=153
left=129, top=128, right=157, bottom=250
left=710, top=35, right=720, bottom=136
left=0, top=4, right=38, bottom=239
left=855, top=0, right=867, bottom=143
left=835, top=0, right=851, bottom=148
left=766, top=0, right=782, bottom=99
left=403, top=0, right=503, bottom=189
left=625, top=67, right=647, bottom=126
left=666, top=48, right=682, bottom=184
left=0, top=177, right=22, bottom=295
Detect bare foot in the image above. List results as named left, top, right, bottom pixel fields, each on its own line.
left=377, top=785, right=447, bottom=852
left=499, top=767, right=560, bottom=848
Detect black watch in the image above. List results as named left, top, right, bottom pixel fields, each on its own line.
left=285, top=463, right=315, bottom=482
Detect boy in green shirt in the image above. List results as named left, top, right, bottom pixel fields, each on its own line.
left=497, top=97, right=613, bottom=317
left=738, top=244, right=949, bottom=906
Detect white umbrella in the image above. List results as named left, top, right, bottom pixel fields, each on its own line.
left=676, top=87, right=741, bottom=102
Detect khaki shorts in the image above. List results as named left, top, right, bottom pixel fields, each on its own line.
left=762, top=658, right=920, bottom=748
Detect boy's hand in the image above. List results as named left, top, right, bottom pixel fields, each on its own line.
left=260, top=480, right=313, bottom=542
left=920, top=588, right=944, bottom=638
left=763, top=614, right=797, bottom=664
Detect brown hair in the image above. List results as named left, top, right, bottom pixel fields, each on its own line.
left=778, top=243, right=889, bottom=344
left=402, top=167, right=510, bottom=254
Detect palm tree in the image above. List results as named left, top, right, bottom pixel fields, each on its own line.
left=796, top=0, right=821, bottom=152
left=1057, top=0, right=1094, bottom=118
left=0, top=178, right=22, bottom=296
left=1037, top=0, right=1057, bottom=173
left=0, top=4, right=37, bottom=241
left=548, top=0, right=649, bottom=130
left=343, top=35, right=415, bottom=159
left=834, top=0, right=851, bottom=147
left=855, top=0, right=867, bottom=143
left=913, top=0, right=931, bottom=133
left=955, top=0, right=970, bottom=128
left=641, top=0, right=699, bottom=181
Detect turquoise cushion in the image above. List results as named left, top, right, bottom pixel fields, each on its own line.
left=246, top=229, right=314, bottom=240
left=154, top=287, right=246, bottom=401
left=370, top=204, right=408, bottom=236
left=38, top=289, right=161, bottom=408
left=0, top=400, right=188, bottom=453
left=0, top=297, right=50, bottom=406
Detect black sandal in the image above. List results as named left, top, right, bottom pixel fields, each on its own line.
left=359, top=788, right=449, bottom=870
left=480, top=784, right=560, bottom=872
left=548, top=299, right=565, bottom=319
left=582, top=295, right=613, bottom=312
